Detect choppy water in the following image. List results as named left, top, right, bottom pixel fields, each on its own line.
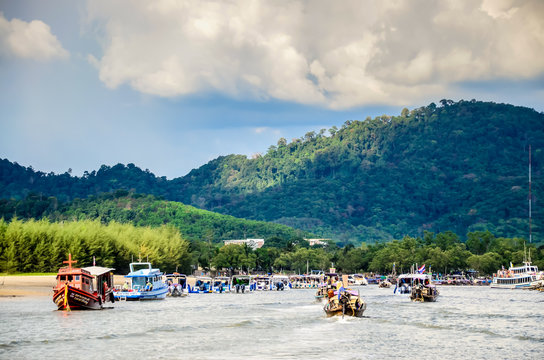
left=0, top=286, right=542, bottom=359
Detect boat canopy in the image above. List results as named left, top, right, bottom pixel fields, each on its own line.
left=334, top=289, right=359, bottom=296
left=82, top=266, right=115, bottom=276
left=397, top=273, right=431, bottom=280
left=166, top=273, right=187, bottom=278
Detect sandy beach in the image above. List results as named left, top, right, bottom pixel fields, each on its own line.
left=0, top=275, right=56, bottom=297
left=0, top=275, right=127, bottom=297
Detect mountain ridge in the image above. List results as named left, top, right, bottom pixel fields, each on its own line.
left=1, top=100, right=543, bottom=243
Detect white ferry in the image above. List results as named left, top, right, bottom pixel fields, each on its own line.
left=114, top=262, right=168, bottom=300
left=491, top=262, right=539, bottom=289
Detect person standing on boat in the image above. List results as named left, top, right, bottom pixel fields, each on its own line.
left=145, top=280, right=153, bottom=291
left=336, top=280, right=345, bottom=300
left=122, top=281, right=129, bottom=291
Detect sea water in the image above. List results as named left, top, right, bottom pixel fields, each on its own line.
left=0, top=286, right=542, bottom=359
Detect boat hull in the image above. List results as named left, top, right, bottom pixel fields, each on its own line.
left=114, top=287, right=168, bottom=300
left=490, top=282, right=532, bottom=289
left=410, top=286, right=439, bottom=302
left=410, top=294, right=438, bottom=302
left=53, top=285, right=102, bottom=310
left=323, top=292, right=367, bottom=317
left=324, top=307, right=365, bottom=317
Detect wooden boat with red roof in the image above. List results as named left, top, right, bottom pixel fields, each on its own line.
left=52, top=254, right=115, bottom=310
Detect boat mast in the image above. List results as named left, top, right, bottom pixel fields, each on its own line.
left=529, top=144, right=532, bottom=243
left=63, top=253, right=77, bottom=270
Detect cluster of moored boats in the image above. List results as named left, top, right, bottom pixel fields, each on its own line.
left=52, top=254, right=543, bottom=315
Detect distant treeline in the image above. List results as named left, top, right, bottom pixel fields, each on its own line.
left=0, top=218, right=192, bottom=274
left=1, top=218, right=542, bottom=276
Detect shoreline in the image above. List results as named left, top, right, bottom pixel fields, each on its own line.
left=0, top=275, right=56, bottom=297
left=0, top=274, right=127, bottom=297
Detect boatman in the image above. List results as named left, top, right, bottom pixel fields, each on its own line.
left=122, top=281, right=129, bottom=291
left=336, top=280, right=345, bottom=299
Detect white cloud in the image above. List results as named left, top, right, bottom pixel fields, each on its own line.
left=0, top=12, right=69, bottom=61
left=86, top=0, right=544, bottom=109
left=480, top=0, right=519, bottom=19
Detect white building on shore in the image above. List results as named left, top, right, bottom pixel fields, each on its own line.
left=305, top=238, right=329, bottom=246
left=223, top=238, right=265, bottom=250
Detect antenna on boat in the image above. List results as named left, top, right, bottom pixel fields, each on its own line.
left=529, top=144, right=532, bottom=243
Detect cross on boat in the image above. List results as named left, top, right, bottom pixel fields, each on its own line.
left=63, top=253, right=77, bottom=270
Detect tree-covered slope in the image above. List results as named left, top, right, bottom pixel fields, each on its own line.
left=0, top=192, right=309, bottom=243
left=1, top=100, right=543, bottom=243
left=171, top=100, right=544, bottom=242
left=0, top=160, right=168, bottom=203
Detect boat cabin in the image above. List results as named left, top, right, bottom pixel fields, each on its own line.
left=231, top=275, right=254, bottom=289
left=189, top=276, right=212, bottom=293
left=81, top=266, right=115, bottom=296
left=125, top=262, right=164, bottom=291
left=511, top=263, right=538, bottom=275
left=166, top=273, right=188, bottom=288
left=397, top=273, right=433, bottom=286
left=255, top=275, right=272, bottom=290
left=55, top=266, right=94, bottom=293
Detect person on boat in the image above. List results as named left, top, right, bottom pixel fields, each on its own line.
left=122, top=281, right=129, bottom=291
left=145, top=280, right=153, bottom=291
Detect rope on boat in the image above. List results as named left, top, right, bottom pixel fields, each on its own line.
left=64, top=284, right=71, bottom=311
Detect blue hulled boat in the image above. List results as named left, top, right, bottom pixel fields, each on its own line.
left=114, top=262, right=168, bottom=300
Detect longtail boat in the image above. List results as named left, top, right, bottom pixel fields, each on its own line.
left=410, top=283, right=439, bottom=302
left=52, top=254, right=115, bottom=310
left=323, top=288, right=366, bottom=317
left=315, top=285, right=328, bottom=301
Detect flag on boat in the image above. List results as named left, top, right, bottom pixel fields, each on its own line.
left=418, top=264, right=425, bottom=273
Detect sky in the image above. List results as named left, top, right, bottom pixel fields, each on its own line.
left=1, top=0, right=543, bottom=179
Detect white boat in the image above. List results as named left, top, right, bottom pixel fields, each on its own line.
left=394, top=273, right=433, bottom=295
left=271, top=275, right=291, bottom=291
left=349, top=274, right=368, bottom=286
left=492, top=149, right=541, bottom=290
left=254, top=275, right=272, bottom=291
left=212, top=276, right=231, bottom=293
left=289, top=274, right=322, bottom=288
left=114, top=262, right=168, bottom=300
left=491, top=262, right=539, bottom=289
left=231, top=275, right=255, bottom=293
left=165, top=273, right=188, bottom=297
left=188, top=276, right=213, bottom=293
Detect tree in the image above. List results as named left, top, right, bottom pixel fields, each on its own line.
left=211, top=244, right=256, bottom=272
left=466, top=252, right=502, bottom=275
left=466, top=231, right=494, bottom=255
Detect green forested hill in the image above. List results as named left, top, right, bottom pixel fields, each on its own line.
left=1, top=100, right=543, bottom=243
left=171, top=100, right=544, bottom=242
left=0, top=193, right=309, bottom=243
